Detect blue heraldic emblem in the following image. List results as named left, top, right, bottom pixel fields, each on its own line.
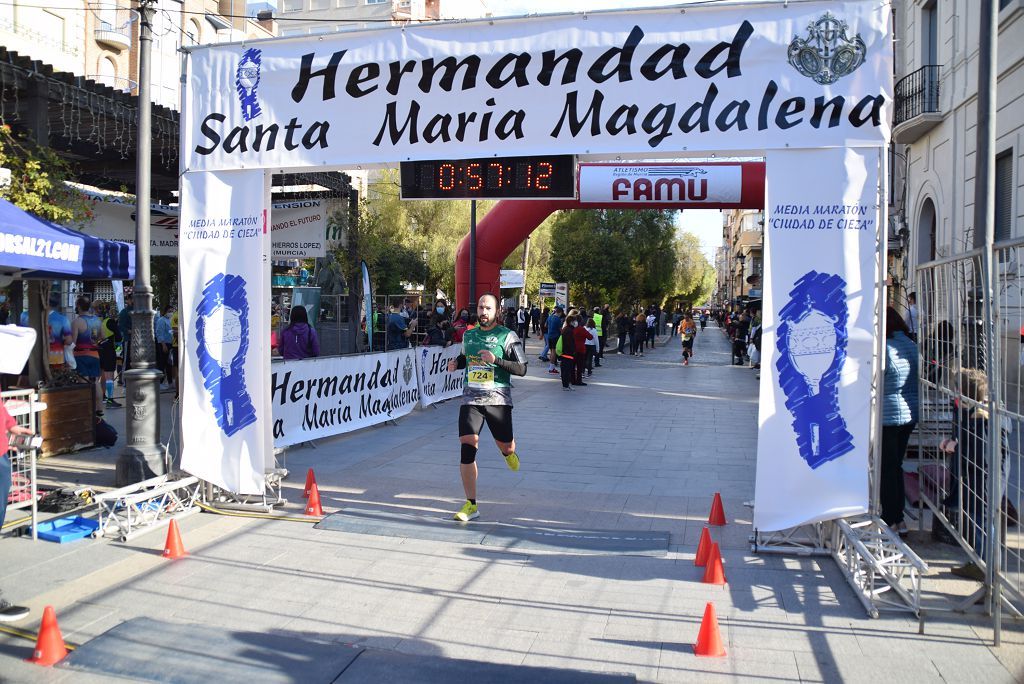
left=195, top=273, right=257, bottom=437
left=236, top=48, right=262, bottom=122
left=776, top=271, right=854, bottom=469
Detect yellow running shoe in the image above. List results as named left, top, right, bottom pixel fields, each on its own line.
left=454, top=500, right=479, bottom=522
left=504, top=451, right=520, bottom=472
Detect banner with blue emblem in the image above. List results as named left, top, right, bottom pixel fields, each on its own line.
left=754, top=147, right=881, bottom=531
left=178, top=169, right=273, bottom=495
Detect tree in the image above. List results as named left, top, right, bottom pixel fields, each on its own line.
left=671, top=232, right=715, bottom=306
left=550, top=209, right=678, bottom=308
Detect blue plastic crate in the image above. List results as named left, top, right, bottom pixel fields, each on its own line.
left=34, top=516, right=99, bottom=543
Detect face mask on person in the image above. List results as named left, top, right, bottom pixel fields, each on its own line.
left=436, top=307, right=445, bottom=314
left=572, top=321, right=579, bottom=327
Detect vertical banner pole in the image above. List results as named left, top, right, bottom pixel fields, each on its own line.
left=871, top=147, right=889, bottom=518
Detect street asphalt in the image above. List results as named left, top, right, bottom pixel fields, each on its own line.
left=0, top=323, right=1021, bottom=682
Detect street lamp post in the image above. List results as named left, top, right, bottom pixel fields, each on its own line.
left=116, top=0, right=165, bottom=486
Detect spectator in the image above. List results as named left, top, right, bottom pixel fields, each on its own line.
left=97, top=301, right=122, bottom=408
left=545, top=306, right=564, bottom=374
left=0, top=396, right=33, bottom=622
left=591, top=307, right=604, bottom=367
left=881, top=306, right=919, bottom=536
left=538, top=306, right=551, bottom=359
left=531, top=303, right=541, bottom=335
left=451, top=308, right=469, bottom=344
left=386, top=303, right=411, bottom=349
left=281, top=305, right=320, bottom=360
left=155, top=304, right=175, bottom=391
left=632, top=311, right=646, bottom=356
left=584, top=317, right=599, bottom=377
left=47, top=293, right=73, bottom=370
left=72, top=297, right=105, bottom=411
left=572, top=315, right=593, bottom=386
left=516, top=305, right=529, bottom=340
left=558, top=314, right=578, bottom=390
left=117, top=292, right=133, bottom=376
left=615, top=310, right=631, bottom=354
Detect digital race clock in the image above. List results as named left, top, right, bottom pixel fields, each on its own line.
left=400, top=155, right=576, bottom=200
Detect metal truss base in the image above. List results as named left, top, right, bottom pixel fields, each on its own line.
left=751, top=523, right=830, bottom=556
left=205, top=468, right=289, bottom=513
left=831, top=516, right=928, bottom=620
left=94, top=474, right=202, bottom=543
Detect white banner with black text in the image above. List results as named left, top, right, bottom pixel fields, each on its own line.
left=178, top=169, right=272, bottom=495
left=417, top=343, right=464, bottom=407
left=183, top=1, right=891, bottom=171
left=753, top=147, right=879, bottom=531
left=271, top=348, right=420, bottom=448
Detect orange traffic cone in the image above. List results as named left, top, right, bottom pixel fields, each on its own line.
left=708, top=492, right=727, bottom=526
left=693, top=602, right=726, bottom=657
left=303, top=468, right=317, bottom=498
left=305, top=482, right=324, bottom=516
left=695, top=526, right=712, bottom=567
left=162, top=519, right=187, bottom=559
left=26, top=606, right=68, bottom=666
left=702, top=542, right=726, bottom=586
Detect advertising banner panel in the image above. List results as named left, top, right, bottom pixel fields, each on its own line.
left=417, top=343, right=464, bottom=407
left=184, top=1, right=891, bottom=171
left=753, top=147, right=880, bottom=531
left=499, top=270, right=525, bottom=289
left=271, top=348, right=420, bottom=448
left=77, top=190, right=330, bottom=258
left=179, top=169, right=272, bottom=494
left=578, top=163, right=743, bottom=205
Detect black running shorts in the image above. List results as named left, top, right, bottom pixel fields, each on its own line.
left=458, top=404, right=514, bottom=443
left=98, top=341, right=117, bottom=373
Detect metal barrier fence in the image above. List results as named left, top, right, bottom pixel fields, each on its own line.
left=915, top=243, right=1023, bottom=642
left=2, top=389, right=41, bottom=539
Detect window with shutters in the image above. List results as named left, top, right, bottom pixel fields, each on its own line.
left=995, top=150, right=1014, bottom=242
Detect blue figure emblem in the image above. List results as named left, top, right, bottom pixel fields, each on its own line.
left=195, top=273, right=257, bottom=437
left=776, top=271, right=853, bottom=469
left=236, top=48, right=262, bottom=122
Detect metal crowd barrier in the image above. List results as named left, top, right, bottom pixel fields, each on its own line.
left=916, top=242, right=1023, bottom=646
left=3, top=389, right=42, bottom=540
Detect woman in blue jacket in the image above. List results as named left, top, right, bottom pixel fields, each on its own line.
left=881, top=306, right=919, bottom=534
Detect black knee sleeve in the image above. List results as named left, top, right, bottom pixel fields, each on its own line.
left=460, top=443, right=478, bottom=465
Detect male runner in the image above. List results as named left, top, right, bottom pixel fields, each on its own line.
left=447, top=293, right=528, bottom=521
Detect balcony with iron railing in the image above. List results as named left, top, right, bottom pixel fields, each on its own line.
left=893, top=65, right=943, bottom=144
left=94, top=19, right=131, bottom=51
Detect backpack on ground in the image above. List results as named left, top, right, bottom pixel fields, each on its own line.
left=95, top=417, right=118, bottom=448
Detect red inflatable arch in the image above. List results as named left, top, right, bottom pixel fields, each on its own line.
left=454, top=161, right=765, bottom=310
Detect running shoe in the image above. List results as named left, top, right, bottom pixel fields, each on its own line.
left=453, top=500, right=479, bottom=522
left=105, top=398, right=122, bottom=408
left=0, top=600, right=29, bottom=623
left=547, top=369, right=559, bottom=375
left=503, top=450, right=520, bottom=471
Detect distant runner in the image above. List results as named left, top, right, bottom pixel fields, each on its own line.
left=447, top=293, right=528, bottom=521
left=680, top=313, right=697, bottom=366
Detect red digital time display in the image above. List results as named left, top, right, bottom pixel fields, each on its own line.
left=400, top=155, right=576, bottom=200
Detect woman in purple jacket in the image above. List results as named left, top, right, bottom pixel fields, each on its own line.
left=280, top=306, right=320, bottom=360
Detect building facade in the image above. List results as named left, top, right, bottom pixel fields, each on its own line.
left=893, top=0, right=1023, bottom=273
left=720, top=208, right=764, bottom=308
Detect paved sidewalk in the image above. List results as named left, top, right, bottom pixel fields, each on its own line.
left=1, top=324, right=1021, bottom=682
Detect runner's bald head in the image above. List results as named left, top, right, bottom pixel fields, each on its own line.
left=478, top=292, right=499, bottom=309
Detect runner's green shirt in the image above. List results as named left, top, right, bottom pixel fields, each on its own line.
left=461, top=325, right=525, bottom=406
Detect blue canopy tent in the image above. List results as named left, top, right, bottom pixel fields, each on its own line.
left=0, top=197, right=134, bottom=281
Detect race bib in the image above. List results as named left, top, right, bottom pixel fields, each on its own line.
left=467, top=363, right=494, bottom=390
